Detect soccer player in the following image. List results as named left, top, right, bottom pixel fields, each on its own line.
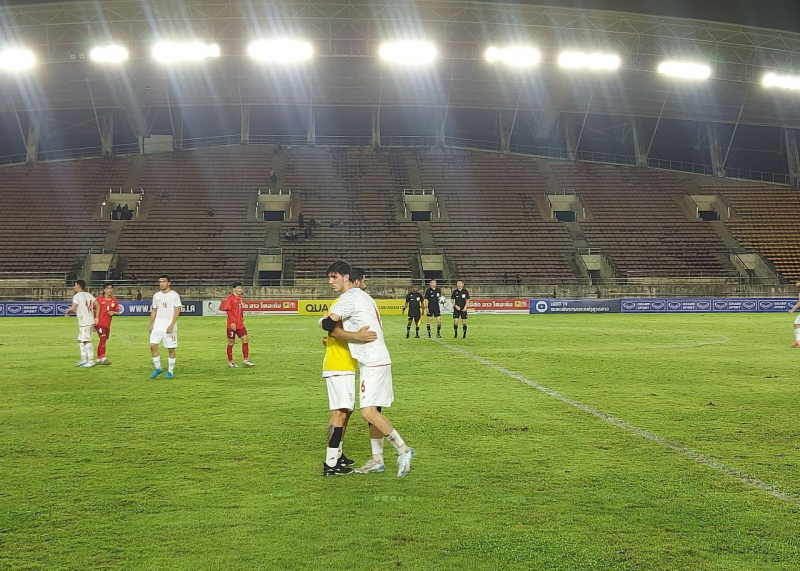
left=148, top=275, right=181, bottom=379
left=402, top=284, right=424, bottom=338
left=64, top=279, right=96, bottom=368
left=451, top=279, right=470, bottom=339
left=93, top=282, right=119, bottom=365
left=787, top=281, right=800, bottom=347
left=424, top=278, right=443, bottom=338
left=322, top=260, right=415, bottom=477
left=219, top=282, right=254, bottom=368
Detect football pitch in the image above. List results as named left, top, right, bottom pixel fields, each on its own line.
left=2, top=313, right=800, bottom=570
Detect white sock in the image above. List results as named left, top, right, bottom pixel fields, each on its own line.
left=85, top=343, right=94, bottom=363
left=152, top=356, right=161, bottom=370
left=387, top=429, right=410, bottom=454
left=168, top=358, right=176, bottom=373
left=371, top=438, right=385, bottom=463
left=794, top=328, right=800, bottom=342
left=325, top=447, right=340, bottom=468
left=79, top=344, right=87, bottom=361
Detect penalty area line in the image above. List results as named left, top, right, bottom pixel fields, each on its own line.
left=433, top=338, right=800, bottom=507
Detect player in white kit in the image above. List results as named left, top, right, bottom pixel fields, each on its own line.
left=787, top=281, right=800, bottom=347
left=64, top=279, right=96, bottom=368
left=322, top=261, right=415, bottom=477
left=148, top=275, right=181, bottom=379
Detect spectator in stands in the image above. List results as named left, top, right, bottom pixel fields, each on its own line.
left=503, top=272, right=508, bottom=286
left=304, top=226, right=311, bottom=239
left=298, top=212, right=305, bottom=228
left=136, top=291, right=143, bottom=301
left=285, top=228, right=299, bottom=242
left=114, top=205, right=122, bottom=220
left=270, top=169, right=278, bottom=184
left=121, top=204, right=130, bottom=220
left=515, top=273, right=521, bottom=286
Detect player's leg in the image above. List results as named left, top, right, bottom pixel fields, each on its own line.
left=453, top=313, right=460, bottom=338
left=793, top=318, right=800, bottom=347
left=96, top=326, right=110, bottom=364
left=355, top=407, right=386, bottom=474
left=76, top=328, right=88, bottom=365
left=461, top=313, right=468, bottom=338
left=79, top=326, right=94, bottom=367
left=149, top=328, right=164, bottom=377
left=240, top=330, right=254, bottom=366
left=166, top=347, right=177, bottom=377
left=338, top=409, right=355, bottom=466
left=414, top=315, right=421, bottom=338
left=323, top=373, right=355, bottom=475
left=426, top=312, right=432, bottom=338
left=406, top=316, right=413, bottom=338
left=436, top=314, right=442, bottom=337
left=227, top=329, right=236, bottom=367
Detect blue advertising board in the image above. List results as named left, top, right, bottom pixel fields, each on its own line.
left=0, top=300, right=204, bottom=317
left=530, top=299, right=621, bottom=314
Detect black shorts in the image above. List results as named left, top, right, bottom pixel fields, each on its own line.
left=453, top=309, right=468, bottom=320
left=408, top=311, right=422, bottom=322
left=427, top=304, right=441, bottom=317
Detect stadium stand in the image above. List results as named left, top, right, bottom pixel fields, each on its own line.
left=279, top=151, right=420, bottom=276
left=704, top=184, right=800, bottom=281
left=114, top=154, right=270, bottom=282
left=0, top=159, right=129, bottom=277
left=416, top=154, right=580, bottom=283
left=549, top=163, right=733, bottom=278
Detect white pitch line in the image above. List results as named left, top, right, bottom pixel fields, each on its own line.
left=433, top=338, right=800, bottom=507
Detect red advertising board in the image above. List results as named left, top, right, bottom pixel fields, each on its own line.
left=469, top=299, right=530, bottom=314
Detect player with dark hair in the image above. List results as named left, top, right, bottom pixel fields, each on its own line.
left=402, top=284, right=424, bottom=338
left=93, top=282, right=119, bottom=365
left=424, top=278, right=443, bottom=338
left=452, top=279, right=470, bottom=339
left=219, top=281, right=254, bottom=368
left=64, top=279, right=96, bottom=367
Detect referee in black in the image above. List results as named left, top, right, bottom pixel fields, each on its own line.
left=424, top=278, right=443, bottom=338
left=451, top=279, right=470, bottom=339
left=402, top=284, right=424, bottom=338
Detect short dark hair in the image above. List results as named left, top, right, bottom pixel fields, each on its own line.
left=158, top=274, right=170, bottom=282
left=350, top=267, right=365, bottom=283
left=430, top=278, right=437, bottom=282
left=103, top=282, right=113, bottom=289
left=75, top=279, right=86, bottom=290
left=232, top=281, right=243, bottom=288
left=457, top=279, right=464, bottom=284
left=326, top=260, right=351, bottom=279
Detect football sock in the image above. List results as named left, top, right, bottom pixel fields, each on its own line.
left=168, top=358, right=176, bottom=373
left=437, top=325, right=441, bottom=335
left=79, top=343, right=87, bottom=361
left=371, top=438, right=385, bottom=463
left=98, top=337, right=107, bottom=359
left=326, top=426, right=343, bottom=467
left=387, top=429, right=410, bottom=454
left=795, top=328, right=800, bottom=342
left=85, top=343, right=94, bottom=363
left=226, top=345, right=233, bottom=362
left=454, top=324, right=458, bottom=335
left=152, top=356, right=161, bottom=370
left=463, top=325, right=467, bottom=337
left=242, top=343, right=249, bottom=360
left=406, top=323, right=411, bottom=335
left=427, top=325, right=431, bottom=335
left=415, top=326, right=419, bottom=335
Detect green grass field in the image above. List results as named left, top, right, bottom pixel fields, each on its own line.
left=2, top=313, right=800, bottom=570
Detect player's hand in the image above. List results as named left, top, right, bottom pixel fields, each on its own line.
left=231, top=322, right=237, bottom=331
left=166, top=325, right=174, bottom=334
left=94, top=317, right=99, bottom=326
left=353, top=326, right=377, bottom=342
left=322, top=337, right=327, bottom=347
left=789, top=309, right=794, bottom=314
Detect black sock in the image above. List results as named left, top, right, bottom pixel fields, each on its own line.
left=406, top=324, right=411, bottom=334
left=463, top=324, right=467, bottom=337
left=454, top=325, right=458, bottom=334
left=427, top=325, right=431, bottom=334
left=415, top=326, right=419, bottom=335
left=437, top=325, right=441, bottom=335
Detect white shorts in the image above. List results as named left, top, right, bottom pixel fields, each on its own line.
left=794, top=314, right=800, bottom=326
left=359, top=365, right=394, bottom=408
left=324, top=372, right=356, bottom=411
left=150, top=327, right=178, bottom=349
left=77, top=325, right=92, bottom=342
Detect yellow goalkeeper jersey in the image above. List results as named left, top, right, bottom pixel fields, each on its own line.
left=322, top=296, right=357, bottom=372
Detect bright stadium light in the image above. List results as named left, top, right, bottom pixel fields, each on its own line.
left=0, top=48, right=35, bottom=71
left=558, top=51, right=620, bottom=70
left=90, top=44, right=129, bottom=63
left=657, top=60, right=711, bottom=80
left=484, top=46, right=541, bottom=67
left=152, top=41, right=220, bottom=63
left=763, top=72, right=800, bottom=91
left=248, top=40, right=313, bottom=63
left=379, top=41, right=437, bottom=65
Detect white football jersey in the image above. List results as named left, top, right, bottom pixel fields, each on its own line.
left=152, top=290, right=182, bottom=329
left=330, top=287, right=391, bottom=367
left=72, top=291, right=96, bottom=327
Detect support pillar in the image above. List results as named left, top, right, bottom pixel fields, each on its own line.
left=371, top=107, right=381, bottom=147
left=565, top=116, right=579, bottom=161
left=498, top=110, right=514, bottom=154
left=435, top=108, right=446, bottom=148
left=630, top=117, right=648, bottom=168
left=101, top=112, right=114, bottom=157
left=785, top=128, right=800, bottom=190
left=171, top=108, right=184, bottom=152
left=707, top=123, right=726, bottom=178
left=241, top=107, right=250, bottom=145
left=26, top=113, right=41, bottom=163
left=307, top=106, right=316, bottom=146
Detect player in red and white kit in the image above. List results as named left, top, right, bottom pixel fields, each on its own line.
left=219, top=281, right=254, bottom=368
left=93, top=282, right=120, bottom=365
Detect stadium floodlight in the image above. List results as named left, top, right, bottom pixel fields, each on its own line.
left=763, top=72, right=800, bottom=91
left=152, top=41, right=220, bottom=63
left=378, top=41, right=437, bottom=65
left=247, top=40, right=313, bottom=63
left=484, top=46, right=541, bottom=67
left=558, top=51, right=620, bottom=71
left=657, top=60, right=711, bottom=80
left=90, top=45, right=129, bottom=64
left=0, top=48, right=35, bottom=71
